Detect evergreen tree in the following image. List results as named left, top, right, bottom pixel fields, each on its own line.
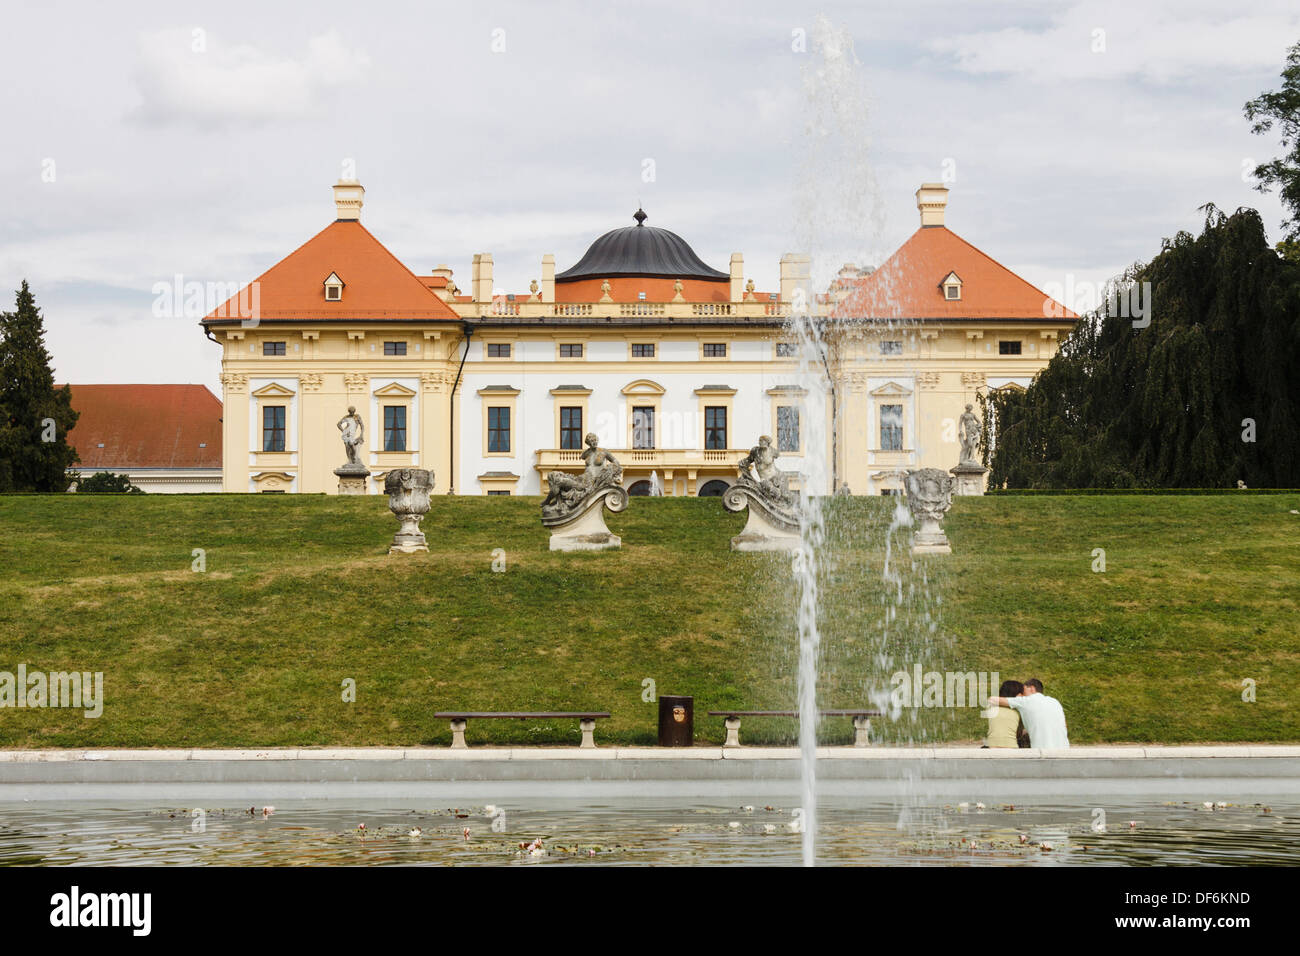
left=0, top=281, right=79, bottom=492
left=987, top=208, right=1300, bottom=488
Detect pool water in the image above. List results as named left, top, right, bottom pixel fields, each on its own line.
left=1, top=797, right=1295, bottom=866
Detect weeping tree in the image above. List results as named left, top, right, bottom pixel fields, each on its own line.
left=986, top=207, right=1300, bottom=488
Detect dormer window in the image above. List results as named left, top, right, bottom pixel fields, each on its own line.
left=324, top=272, right=344, bottom=301
left=941, top=271, right=962, bottom=301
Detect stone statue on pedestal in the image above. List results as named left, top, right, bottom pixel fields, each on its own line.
left=541, top=433, right=627, bottom=551
left=958, top=404, right=982, bottom=466
left=333, top=405, right=371, bottom=494
left=950, top=402, right=989, bottom=496
left=722, top=435, right=801, bottom=551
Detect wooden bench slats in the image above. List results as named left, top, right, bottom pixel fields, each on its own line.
left=434, top=712, right=610, bottom=719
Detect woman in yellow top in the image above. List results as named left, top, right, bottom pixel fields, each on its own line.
left=985, top=680, right=1024, bottom=748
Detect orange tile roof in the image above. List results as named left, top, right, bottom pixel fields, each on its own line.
left=203, top=220, right=459, bottom=323
left=65, top=385, right=222, bottom=469
left=834, top=226, right=1076, bottom=321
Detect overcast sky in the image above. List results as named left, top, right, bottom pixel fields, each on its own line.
left=2, top=0, right=1295, bottom=394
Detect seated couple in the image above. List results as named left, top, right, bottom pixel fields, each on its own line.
left=984, top=678, right=1070, bottom=749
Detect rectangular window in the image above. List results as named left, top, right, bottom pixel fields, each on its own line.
left=881, top=340, right=902, bottom=356
left=705, top=407, right=727, bottom=450
left=631, top=343, right=655, bottom=358
left=383, top=406, right=407, bottom=451
left=776, top=342, right=797, bottom=357
left=384, top=341, right=407, bottom=356
left=632, top=406, right=655, bottom=449
left=487, top=343, right=511, bottom=358
left=487, top=490, right=511, bottom=496
left=945, top=286, right=960, bottom=300
left=777, top=406, right=800, bottom=452
left=488, top=407, right=511, bottom=453
left=999, top=340, right=1022, bottom=355
left=703, top=343, right=727, bottom=358
left=263, top=341, right=286, bottom=356
left=559, top=343, right=583, bottom=358
left=560, top=407, right=583, bottom=450
left=262, top=405, right=286, bottom=452
left=880, top=404, right=903, bottom=451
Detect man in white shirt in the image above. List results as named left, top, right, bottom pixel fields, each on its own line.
left=988, top=678, right=1070, bottom=749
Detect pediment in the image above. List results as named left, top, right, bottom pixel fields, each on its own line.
left=251, top=383, right=296, bottom=398
left=621, top=379, right=666, bottom=396
left=869, top=381, right=913, bottom=397
left=372, top=381, right=417, bottom=398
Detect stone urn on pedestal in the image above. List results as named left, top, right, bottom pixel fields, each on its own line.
left=384, top=468, right=434, bottom=554
left=905, top=467, right=955, bottom=554
left=540, top=432, right=626, bottom=551
left=723, top=435, right=801, bottom=552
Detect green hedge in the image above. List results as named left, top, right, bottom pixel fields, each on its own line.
left=986, top=488, right=1300, bottom=496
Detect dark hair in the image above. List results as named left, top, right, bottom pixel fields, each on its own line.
left=999, top=680, right=1024, bottom=697
left=1024, top=678, right=1044, bottom=693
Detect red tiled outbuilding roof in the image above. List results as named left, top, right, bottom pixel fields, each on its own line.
left=65, top=384, right=222, bottom=469
left=834, top=226, right=1077, bottom=321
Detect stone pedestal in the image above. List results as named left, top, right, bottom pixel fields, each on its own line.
left=545, top=486, right=627, bottom=551
left=334, top=463, right=370, bottom=495
left=722, top=481, right=800, bottom=552
left=729, top=508, right=801, bottom=552
left=385, top=468, right=434, bottom=554
left=950, top=461, right=988, bottom=496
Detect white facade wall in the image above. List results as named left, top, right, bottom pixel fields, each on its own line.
left=457, top=363, right=820, bottom=496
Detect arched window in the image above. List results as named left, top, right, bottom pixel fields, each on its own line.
left=628, top=480, right=653, bottom=496
left=698, top=479, right=730, bottom=497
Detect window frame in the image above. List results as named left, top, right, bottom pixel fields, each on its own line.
left=383, top=405, right=407, bottom=452
left=262, top=341, right=287, bottom=356
left=262, top=405, right=286, bottom=452
left=487, top=406, right=512, bottom=454
left=879, top=403, right=904, bottom=452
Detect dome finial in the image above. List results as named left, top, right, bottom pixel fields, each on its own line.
left=633, top=207, right=647, bottom=226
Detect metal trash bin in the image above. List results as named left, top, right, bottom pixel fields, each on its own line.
left=657, top=695, right=694, bottom=747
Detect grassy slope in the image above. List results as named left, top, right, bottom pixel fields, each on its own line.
left=0, top=493, right=1296, bottom=747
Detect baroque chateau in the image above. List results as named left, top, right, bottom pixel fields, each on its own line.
left=202, top=180, right=1077, bottom=496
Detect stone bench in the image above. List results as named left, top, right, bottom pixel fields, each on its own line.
left=433, top=711, right=612, bottom=749
left=706, top=710, right=882, bottom=748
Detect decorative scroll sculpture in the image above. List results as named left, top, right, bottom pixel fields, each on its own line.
left=905, top=467, right=954, bottom=554
left=385, top=468, right=434, bottom=554
left=722, top=435, right=801, bottom=552
left=540, top=433, right=627, bottom=551
left=333, top=405, right=370, bottom=494
left=950, top=403, right=988, bottom=496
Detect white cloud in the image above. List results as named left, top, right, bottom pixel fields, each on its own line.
left=927, top=2, right=1300, bottom=82
left=130, top=28, right=370, bottom=126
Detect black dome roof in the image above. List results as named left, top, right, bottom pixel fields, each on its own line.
left=555, top=209, right=729, bottom=281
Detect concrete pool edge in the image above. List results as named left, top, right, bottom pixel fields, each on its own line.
left=1, top=745, right=1299, bottom=794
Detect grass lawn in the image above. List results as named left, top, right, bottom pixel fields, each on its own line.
left=0, top=492, right=1296, bottom=748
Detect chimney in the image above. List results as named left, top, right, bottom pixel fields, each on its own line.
left=541, top=254, right=555, bottom=303
left=333, top=179, right=365, bottom=220
left=916, top=183, right=948, bottom=227
left=730, top=253, right=744, bottom=303
left=779, top=253, right=810, bottom=305
left=471, top=253, right=494, bottom=303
